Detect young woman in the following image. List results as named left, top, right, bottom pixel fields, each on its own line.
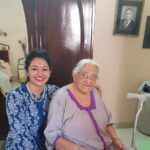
left=5, top=49, right=58, bottom=150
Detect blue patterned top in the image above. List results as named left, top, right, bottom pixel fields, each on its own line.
left=5, top=83, right=58, bottom=150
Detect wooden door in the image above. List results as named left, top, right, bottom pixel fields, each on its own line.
left=22, top=0, right=95, bottom=87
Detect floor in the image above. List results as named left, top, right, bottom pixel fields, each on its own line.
left=116, top=128, right=150, bottom=150
left=0, top=128, right=150, bottom=150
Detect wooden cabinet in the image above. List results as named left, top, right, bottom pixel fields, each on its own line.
left=22, top=0, right=95, bottom=87
left=0, top=0, right=95, bottom=140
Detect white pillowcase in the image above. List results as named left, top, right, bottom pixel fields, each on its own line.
left=0, top=59, right=12, bottom=80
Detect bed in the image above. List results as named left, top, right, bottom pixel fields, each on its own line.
left=0, top=45, right=12, bottom=96
left=0, top=44, right=12, bottom=139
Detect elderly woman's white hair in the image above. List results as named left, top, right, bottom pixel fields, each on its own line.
left=72, top=59, right=99, bottom=75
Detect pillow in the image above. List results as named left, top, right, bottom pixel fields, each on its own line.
left=0, top=59, right=4, bottom=70
left=0, top=60, right=12, bottom=80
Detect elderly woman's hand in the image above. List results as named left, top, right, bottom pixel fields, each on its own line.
left=56, top=146, right=89, bottom=150
left=113, top=138, right=126, bottom=150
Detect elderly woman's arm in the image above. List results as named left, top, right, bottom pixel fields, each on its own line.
left=107, top=125, right=126, bottom=150
left=55, top=137, right=88, bottom=150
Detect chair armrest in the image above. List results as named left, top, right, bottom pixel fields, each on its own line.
left=127, top=93, right=147, bottom=103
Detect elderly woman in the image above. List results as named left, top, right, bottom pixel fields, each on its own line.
left=44, top=59, right=125, bottom=150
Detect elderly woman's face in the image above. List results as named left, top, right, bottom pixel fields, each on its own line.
left=73, top=64, right=98, bottom=94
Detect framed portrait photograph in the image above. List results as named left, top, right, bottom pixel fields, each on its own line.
left=113, top=0, right=144, bottom=36
left=143, top=16, right=150, bottom=48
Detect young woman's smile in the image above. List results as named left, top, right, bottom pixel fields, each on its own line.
left=27, top=57, right=51, bottom=88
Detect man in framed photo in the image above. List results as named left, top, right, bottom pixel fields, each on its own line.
left=118, top=7, right=136, bottom=34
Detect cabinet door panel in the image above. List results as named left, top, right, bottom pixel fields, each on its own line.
left=22, top=0, right=95, bottom=87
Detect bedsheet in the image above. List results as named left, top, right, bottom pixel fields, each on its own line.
left=0, top=70, right=12, bottom=95
left=0, top=60, right=12, bottom=95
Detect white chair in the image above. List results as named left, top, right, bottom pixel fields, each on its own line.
left=127, top=93, right=147, bottom=150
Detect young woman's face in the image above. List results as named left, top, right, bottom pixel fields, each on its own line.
left=73, top=64, right=98, bottom=94
left=27, top=57, right=51, bottom=88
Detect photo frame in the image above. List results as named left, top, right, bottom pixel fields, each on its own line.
left=113, top=0, right=144, bottom=36
left=143, top=16, right=150, bottom=48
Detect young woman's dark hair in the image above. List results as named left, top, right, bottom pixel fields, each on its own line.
left=25, top=49, right=52, bottom=71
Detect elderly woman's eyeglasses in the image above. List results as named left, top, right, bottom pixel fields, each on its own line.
left=78, top=72, right=97, bottom=81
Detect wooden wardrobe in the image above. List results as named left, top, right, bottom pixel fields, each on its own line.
left=0, top=0, right=95, bottom=139
left=22, top=0, right=95, bottom=87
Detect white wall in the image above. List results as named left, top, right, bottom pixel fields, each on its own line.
left=0, top=0, right=28, bottom=79
left=94, top=0, right=150, bottom=124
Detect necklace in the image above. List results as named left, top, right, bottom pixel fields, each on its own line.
left=26, top=83, right=46, bottom=102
